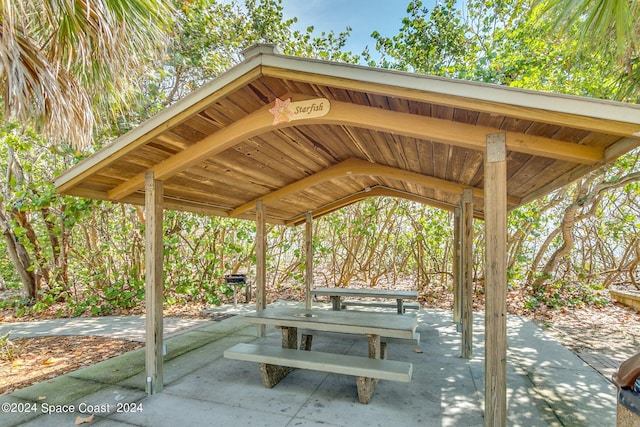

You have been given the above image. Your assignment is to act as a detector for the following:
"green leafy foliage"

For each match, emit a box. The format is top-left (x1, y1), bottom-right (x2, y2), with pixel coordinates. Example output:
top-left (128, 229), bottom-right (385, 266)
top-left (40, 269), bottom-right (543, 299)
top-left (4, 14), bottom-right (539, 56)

top-left (0, 333), bottom-right (18, 362)
top-left (370, 0), bottom-right (640, 310)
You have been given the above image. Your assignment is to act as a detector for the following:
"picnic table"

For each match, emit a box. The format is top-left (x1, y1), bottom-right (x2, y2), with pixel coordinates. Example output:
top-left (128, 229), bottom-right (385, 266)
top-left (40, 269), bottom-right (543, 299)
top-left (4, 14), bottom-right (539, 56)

top-left (310, 287), bottom-right (419, 313)
top-left (224, 307), bottom-right (416, 403)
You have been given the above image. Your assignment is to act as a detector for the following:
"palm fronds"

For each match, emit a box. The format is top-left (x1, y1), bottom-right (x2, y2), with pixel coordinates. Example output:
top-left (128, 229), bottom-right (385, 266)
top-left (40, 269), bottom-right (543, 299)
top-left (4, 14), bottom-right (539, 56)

top-left (0, 0), bottom-right (175, 149)
top-left (542, 0), bottom-right (638, 55)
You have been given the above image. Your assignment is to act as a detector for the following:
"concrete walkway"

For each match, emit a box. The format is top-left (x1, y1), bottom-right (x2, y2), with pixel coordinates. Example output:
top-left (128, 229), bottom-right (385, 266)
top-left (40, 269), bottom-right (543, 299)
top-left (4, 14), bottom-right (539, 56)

top-left (0, 315), bottom-right (210, 341)
top-left (0, 302), bottom-right (617, 426)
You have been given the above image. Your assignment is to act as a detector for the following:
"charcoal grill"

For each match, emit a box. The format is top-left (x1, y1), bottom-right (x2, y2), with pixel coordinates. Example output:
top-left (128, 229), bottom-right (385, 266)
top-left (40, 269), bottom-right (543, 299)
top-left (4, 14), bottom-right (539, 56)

top-left (224, 274), bottom-right (251, 306)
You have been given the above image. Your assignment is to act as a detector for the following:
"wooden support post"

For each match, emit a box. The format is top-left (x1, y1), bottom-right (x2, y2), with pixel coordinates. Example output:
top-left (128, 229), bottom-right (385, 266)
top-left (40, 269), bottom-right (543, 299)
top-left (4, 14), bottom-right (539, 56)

top-left (144, 172), bottom-right (163, 395)
top-left (484, 133), bottom-right (507, 427)
top-left (256, 200), bottom-right (267, 337)
top-left (417, 234), bottom-right (423, 290)
top-left (461, 189), bottom-right (474, 359)
top-left (305, 212), bottom-right (313, 310)
top-left (453, 207), bottom-right (461, 324)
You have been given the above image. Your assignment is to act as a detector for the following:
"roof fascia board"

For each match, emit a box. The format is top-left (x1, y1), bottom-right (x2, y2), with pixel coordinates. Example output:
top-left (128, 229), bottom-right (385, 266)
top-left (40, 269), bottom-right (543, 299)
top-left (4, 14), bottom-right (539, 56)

top-left (260, 54), bottom-right (640, 132)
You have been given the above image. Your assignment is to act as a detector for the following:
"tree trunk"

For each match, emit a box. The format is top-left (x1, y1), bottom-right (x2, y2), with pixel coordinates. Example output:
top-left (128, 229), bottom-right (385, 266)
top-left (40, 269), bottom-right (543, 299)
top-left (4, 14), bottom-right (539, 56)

top-left (530, 170), bottom-right (640, 292)
top-left (0, 210), bottom-right (37, 300)
top-left (531, 202), bottom-right (580, 291)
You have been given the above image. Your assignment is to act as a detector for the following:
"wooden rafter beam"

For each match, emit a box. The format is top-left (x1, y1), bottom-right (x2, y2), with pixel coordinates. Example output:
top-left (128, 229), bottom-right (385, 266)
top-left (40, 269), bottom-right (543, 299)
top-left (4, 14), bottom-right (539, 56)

top-left (285, 186), bottom-right (485, 226)
top-left (107, 102), bottom-right (278, 201)
top-left (323, 100), bottom-right (603, 164)
top-left (56, 67), bottom-right (264, 194)
top-left (230, 158), bottom-right (520, 217)
top-left (107, 95), bottom-right (602, 202)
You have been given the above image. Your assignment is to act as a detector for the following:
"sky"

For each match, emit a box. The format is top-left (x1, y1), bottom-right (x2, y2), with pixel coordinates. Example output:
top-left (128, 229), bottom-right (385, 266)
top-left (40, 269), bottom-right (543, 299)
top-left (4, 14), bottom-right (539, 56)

top-left (279, 0), bottom-right (436, 57)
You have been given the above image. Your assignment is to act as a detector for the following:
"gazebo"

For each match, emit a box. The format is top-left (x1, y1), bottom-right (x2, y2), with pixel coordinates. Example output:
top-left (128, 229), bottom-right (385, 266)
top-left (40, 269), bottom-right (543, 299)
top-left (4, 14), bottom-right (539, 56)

top-left (54, 44), bottom-right (640, 426)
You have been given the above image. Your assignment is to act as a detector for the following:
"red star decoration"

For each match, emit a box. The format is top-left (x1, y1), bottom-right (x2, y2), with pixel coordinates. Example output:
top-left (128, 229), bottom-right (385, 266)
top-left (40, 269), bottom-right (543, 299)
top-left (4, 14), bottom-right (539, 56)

top-left (269, 98), bottom-right (293, 125)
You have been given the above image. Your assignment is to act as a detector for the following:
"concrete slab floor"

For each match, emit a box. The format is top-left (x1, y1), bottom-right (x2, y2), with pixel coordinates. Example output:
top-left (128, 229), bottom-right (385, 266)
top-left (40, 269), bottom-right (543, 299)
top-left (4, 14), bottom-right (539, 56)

top-left (0, 302), bottom-right (617, 427)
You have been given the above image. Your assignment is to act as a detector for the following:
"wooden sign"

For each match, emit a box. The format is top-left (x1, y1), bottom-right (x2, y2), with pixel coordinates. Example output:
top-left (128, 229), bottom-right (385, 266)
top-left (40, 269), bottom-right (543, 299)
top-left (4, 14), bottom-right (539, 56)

top-left (269, 97), bottom-right (330, 125)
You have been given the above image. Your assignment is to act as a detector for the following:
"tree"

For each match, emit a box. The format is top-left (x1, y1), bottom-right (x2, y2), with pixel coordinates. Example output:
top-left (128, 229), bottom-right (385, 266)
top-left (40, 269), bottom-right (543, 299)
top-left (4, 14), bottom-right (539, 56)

top-left (0, 0), bottom-right (174, 301)
top-left (370, 0), bottom-right (640, 309)
top-left (370, 0), bottom-right (468, 74)
top-left (0, 0), bottom-right (175, 149)
top-left (140, 0), bottom-right (359, 114)
top-left (541, 0), bottom-right (638, 53)
top-left (0, 0), bottom-right (362, 311)
top-left (537, 0), bottom-right (640, 101)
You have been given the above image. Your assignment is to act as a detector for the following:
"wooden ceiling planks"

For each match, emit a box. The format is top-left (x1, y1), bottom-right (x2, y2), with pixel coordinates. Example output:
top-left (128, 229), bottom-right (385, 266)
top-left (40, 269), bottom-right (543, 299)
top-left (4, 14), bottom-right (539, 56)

top-left (53, 48), bottom-right (640, 224)
top-left (178, 161), bottom-right (270, 196)
top-left (431, 141), bottom-right (450, 181)
top-left (275, 127), bottom-right (336, 168)
top-left (400, 137), bottom-right (424, 174)
top-left (364, 128), bottom-right (399, 168)
top-left (501, 116), bottom-right (534, 134)
top-left (242, 78), bottom-right (281, 106)
top-left (453, 107), bottom-right (481, 126)
top-left (553, 126), bottom-right (592, 144)
top-left (163, 178), bottom-right (243, 209)
top-left (526, 121), bottom-right (563, 139)
top-left (476, 111), bottom-right (506, 129)
top-left (166, 120), bottom-right (208, 144)
top-left (507, 156), bottom-right (561, 197)
top-left (456, 148), bottom-right (484, 188)
top-left (338, 126), bottom-right (377, 163)
top-left (446, 145), bottom-right (471, 184)
top-left (151, 133), bottom-right (194, 153)
top-left (308, 125), bottom-right (362, 161)
top-left (239, 135), bottom-right (314, 183)
top-left (432, 103), bottom-right (455, 121)
top-left (264, 131), bottom-right (330, 175)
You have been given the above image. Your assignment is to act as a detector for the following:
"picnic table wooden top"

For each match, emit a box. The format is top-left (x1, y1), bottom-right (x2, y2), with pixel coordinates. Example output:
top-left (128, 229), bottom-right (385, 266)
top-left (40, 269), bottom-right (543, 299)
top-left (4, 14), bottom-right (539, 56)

top-left (243, 307), bottom-right (417, 339)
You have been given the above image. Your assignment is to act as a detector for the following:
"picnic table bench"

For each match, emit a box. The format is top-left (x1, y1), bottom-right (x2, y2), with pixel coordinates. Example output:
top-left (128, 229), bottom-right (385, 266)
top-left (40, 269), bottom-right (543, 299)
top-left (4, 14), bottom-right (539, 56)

top-left (310, 287), bottom-right (419, 314)
top-left (223, 307), bottom-right (416, 403)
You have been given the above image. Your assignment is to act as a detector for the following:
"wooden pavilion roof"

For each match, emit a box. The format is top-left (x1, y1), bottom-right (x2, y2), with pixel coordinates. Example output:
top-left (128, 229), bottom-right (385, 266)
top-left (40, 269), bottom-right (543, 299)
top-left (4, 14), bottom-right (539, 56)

top-left (55, 44), bottom-right (640, 224)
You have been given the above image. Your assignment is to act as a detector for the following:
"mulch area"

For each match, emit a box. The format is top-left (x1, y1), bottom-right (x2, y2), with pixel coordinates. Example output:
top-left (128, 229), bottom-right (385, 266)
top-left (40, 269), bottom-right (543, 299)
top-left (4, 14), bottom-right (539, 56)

top-left (0, 336), bottom-right (143, 395)
top-left (0, 300), bottom-right (212, 395)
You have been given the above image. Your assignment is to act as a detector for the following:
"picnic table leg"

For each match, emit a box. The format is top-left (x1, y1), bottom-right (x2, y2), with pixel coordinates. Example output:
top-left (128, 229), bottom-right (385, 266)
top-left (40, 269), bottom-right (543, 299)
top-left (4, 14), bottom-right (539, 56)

top-left (357, 334), bottom-right (385, 404)
top-left (259, 326), bottom-right (297, 388)
top-left (396, 298), bottom-right (404, 314)
top-left (330, 295), bottom-right (341, 311)
top-left (281, 326), bottom-right (297, 349)
top-left (300, 333), bottom-right (313, 351)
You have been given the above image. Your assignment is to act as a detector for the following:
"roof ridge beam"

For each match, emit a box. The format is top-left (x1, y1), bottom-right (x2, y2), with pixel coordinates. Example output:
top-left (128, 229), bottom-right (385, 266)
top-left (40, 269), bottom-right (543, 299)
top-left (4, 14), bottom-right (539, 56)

top-left (284, 185), bottom-right (485, 226)
top-left (228, 158), bottom-right (520, 217)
